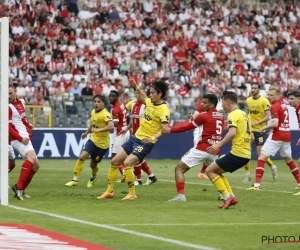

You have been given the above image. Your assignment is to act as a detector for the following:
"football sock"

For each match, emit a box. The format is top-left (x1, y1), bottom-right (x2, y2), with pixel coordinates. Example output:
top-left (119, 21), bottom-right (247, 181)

top-left (134, 164), bottom-right (142, 180)
top-left (23, 166), bottom-right (37, 190)
top-left (8, 161), bottom-right (15, 174)
top-left (124, 167), bottom-right (135, 195)
top-left (266, 158), bottom-right (274, 168)
top-left (221, 176), bottom-right (233, 196)
top-left (107, 166), bottom-right (119, 193)
top-left (176, 182), bottom-right (185, 195)
top-left (245, 161), bottom-right (250, 174)
top-left (73, 160), bottom-right (84, 180)
top-left (254, 160), bottom-right (265, 187)
top-left (287, 161), bottom-right (300, 184)
top-left (212, 175), bottom-right (230, 199)
top-left (200, 163), bottom-right (208, 174)
top-left (16, 160), bottom-right (33, 190)
top-left (91, 164), bottom-right (99, 179)
top-left (119, 163), bottom-right (124, 175)
top-left (141, 161), bottom-right (154, 177)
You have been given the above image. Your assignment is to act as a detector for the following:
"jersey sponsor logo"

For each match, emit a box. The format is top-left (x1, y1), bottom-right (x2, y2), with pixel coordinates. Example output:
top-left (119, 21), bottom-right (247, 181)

top-left (249, 110), bottom-right (259, 115)
top-left (143, 113), bottom-right (152, 121)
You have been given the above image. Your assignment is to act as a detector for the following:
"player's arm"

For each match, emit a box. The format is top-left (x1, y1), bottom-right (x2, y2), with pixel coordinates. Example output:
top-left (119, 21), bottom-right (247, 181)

top-left (259, 106), bottom-right (278, 132)
top-left (8, 107), bottom-right (29, 144)
top-left (130, 77), bottom-right (147, 103)
top-left (252, 100), bottom-right (271, 127)
top-left (82, 123), bottom-right (93, 139)
top-left (162, 116), bottom-right (203, 134)
top-left (112, 107), bottom-right (119, 127)
top-left (92, 120), bottom-right (114, 132)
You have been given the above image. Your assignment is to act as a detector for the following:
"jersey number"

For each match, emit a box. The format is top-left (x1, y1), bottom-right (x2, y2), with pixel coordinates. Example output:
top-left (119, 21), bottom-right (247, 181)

top-left (216, 120), bottom-right (222, 135)
top-left (284, 110), bottom-right (289, 123)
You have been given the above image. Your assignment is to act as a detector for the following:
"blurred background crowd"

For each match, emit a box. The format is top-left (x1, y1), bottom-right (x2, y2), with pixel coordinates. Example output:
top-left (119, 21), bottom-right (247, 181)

top-left (2, 0), bottom-right (300, 127)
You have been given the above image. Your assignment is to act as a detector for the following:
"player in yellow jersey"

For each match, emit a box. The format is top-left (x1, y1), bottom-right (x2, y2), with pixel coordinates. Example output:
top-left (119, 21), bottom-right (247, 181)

top-left (206, 91), bottom-right (252, 209)
top-left (244, 82), bottom-right (277, 182)
top-left (98, 78), bottom-right (170, 200)
top-left (65, 95), bottom-right (114, 187)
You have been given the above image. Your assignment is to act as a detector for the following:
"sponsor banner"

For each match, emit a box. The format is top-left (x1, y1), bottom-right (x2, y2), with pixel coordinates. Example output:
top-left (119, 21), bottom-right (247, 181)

top-left (0, 224), bottom-right (112, 250)
top-left (18, 129), bottom-right (300, 160)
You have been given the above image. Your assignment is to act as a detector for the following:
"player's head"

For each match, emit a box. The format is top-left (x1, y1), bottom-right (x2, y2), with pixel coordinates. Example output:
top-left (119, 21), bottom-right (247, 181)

top-left (221, 91), bottom-right (238, 113)
top-left (9, 84), bottom-right (17, 104)
top-left (202, 94), bottom-right (218, 111)
top-left (134, 89), bottom-right (144, 103)
top-left (251, 82), bottom-right (260, 97)
top-left (93, 95), bottom-right (105, 112)
top-left (287, 91), bottom-right (300, 108)
top-left (267, 88), bottom-right (280, 104)
top-left (109, 90), bottom-right (119, 105)
top-left (150, 80), bottom-right (169, 104)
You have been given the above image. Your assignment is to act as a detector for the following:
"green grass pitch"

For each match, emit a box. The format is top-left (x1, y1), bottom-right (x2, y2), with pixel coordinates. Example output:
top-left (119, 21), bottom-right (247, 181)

top-left (1, 159), bottom-right (300, 250)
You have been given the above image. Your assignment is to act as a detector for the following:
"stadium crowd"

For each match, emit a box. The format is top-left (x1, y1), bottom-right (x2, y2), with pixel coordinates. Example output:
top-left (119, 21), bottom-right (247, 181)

top-left (2, 0), bottom-right (300, 120)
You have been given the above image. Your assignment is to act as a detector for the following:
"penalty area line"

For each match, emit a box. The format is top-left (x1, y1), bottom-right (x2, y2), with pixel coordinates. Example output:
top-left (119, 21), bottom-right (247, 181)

top-left (114, 222), bottom-right (300, 226)
top-left (8, 205), bottom-right (220, 250)
top-left (160, 179), bottom-right (294, 194)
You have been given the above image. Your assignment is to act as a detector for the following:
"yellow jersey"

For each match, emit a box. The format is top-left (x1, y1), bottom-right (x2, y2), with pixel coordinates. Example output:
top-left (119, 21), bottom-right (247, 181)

top-left (135, 98), bottom-right (170, 143)
top-left (90, 108), bottom-right (112, 149)
top-left (246, 96), bottom-right (270, 132)
top-left (227, 109), bottom-right (252, 159)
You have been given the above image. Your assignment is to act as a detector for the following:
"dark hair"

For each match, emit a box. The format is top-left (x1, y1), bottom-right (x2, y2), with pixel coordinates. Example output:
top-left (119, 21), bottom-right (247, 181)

top-left (222, 90), bottom-right (238, 104)
top-left (151, 80), bottom-right (169, 98)
top-left (287, 91), bottom-right (300, 98)
top-left (9, 84), bottom-right (15, 89)
top-left (109, 90), bottom-right (119, 97)
top-left (203, 94), bottom-right (218, 107)
top-left (251, 82), bottom-right (260, 89)
top-left (93, 94), bottom-right (105, 103)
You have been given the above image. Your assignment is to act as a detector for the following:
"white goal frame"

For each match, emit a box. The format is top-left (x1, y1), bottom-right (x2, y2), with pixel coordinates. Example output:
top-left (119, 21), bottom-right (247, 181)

top-left (0, 17), bottom-right (9, 206)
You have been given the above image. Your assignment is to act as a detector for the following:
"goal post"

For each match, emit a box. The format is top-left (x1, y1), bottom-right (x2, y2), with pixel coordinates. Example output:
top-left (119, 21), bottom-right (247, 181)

top-left (0, 17), bottom-right (10, 206)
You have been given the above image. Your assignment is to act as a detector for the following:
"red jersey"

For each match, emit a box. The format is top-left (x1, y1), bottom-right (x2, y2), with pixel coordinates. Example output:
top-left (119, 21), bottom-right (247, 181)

top-left (126, 100), bottom-right (146, 134)
top-left (296, 103), bottom-right (300, 127)
top-left (9, 98), bottom-right (32, 142)
top-left (171, 109), bottom-right (224, 154)
top-left (111, 101), bottom-right (128, 134)
top-left (270, 100), bottom-right (291, 142)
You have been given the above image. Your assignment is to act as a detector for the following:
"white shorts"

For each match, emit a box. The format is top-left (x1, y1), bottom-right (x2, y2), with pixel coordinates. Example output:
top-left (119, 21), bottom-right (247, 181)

top-left (181, 147), bottom-right (218, 168)
top-left (111, 131), bottom-right (130, 154)
top-left (261, 138), bottom-right (292, 158)
top-left (193, 127), bottom-right (201, 147)
top-left (11, 140), bottom-right (35, 158)
top-left (8, 145), bottom-right (15, 160)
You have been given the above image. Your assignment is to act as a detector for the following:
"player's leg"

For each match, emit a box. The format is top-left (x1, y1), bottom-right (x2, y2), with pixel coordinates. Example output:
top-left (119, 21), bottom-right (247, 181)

top-left (142, 160), bottom-right (157, 185)
top-left (294, 157), bottom-right (300, 195)
top-left (134, 163), bottom-right (143, 185)
top-left (198, 163), bottom-right (208, 179)
top-left (98, 136), bottom-right (133, 199)
top-left (244, 133), bottom-right (255, 182)
top-left (87, 147), bottom-right (108, 188)
top-left (8, 145), bottom-right (16, 174)
top-left (65, 139), bottom-right (92, 186)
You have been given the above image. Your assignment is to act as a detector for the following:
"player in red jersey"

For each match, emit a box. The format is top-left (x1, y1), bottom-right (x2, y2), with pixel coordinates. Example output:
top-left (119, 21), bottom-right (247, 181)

top-left (162, 94), bottom-right (224, 201)
top-left (119, 90), bottom-right (157, 185)
top-left (109, 90), bottom-right (130, 175)
top-left (8, 142), bottom-right (16, 173)
top-left (248, 89), bottom-right (300, 190)
top-left (287, 91), bottom-right (300, 195)
top-left (9, 84), bottom-right (39, 200)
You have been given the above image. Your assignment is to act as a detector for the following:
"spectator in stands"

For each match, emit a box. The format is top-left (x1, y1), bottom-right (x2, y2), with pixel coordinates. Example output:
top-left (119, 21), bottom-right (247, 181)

top-left (81, 83), bottom-right (93, 99)
top-left (25, 81), bottom-right (35, 104)
top-left (71, 82), bottom-right (82, 97)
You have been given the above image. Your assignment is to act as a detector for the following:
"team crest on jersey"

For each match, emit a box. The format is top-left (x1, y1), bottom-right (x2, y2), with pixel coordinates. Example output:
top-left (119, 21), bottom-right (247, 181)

top-left (267, 104), bottom-right (270, 109)
top-left (228, 120), bottom-right (232, 125)
top-left (272, 112), bottom-right (277, 117)
top-left (107, 116), bottom-right (111, 120)
top-left (165, 115), bottom-right (169, 121)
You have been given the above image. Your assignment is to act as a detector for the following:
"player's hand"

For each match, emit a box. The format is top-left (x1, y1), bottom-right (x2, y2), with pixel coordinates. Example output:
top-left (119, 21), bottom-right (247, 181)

top-left (29, 123), bottom-right (34, 130)
top-left (259, 127), bottom-right (265, 133)
top-left (141, 137), bottom-right (153, 144)
top-left (188, 112), bottom-right (194, 121)
top-left (251, 122), bottom-right (257, 128)
top-left (162, 126), bottom-right (171, 134)
top-left (297, 138), bottom-right (300, 146)
top-left (82, 132), bottom-right (88, 139)
top-left (206, 144), bottom-right (220, 154)
top-left (21, 137), bottom-right (30, 145)
top-left (129, 77), bottom-right (138, 88)
top-left (91, 127), bottom-right (100, 133)
top-left (117, 126), bottom-right (128, 136)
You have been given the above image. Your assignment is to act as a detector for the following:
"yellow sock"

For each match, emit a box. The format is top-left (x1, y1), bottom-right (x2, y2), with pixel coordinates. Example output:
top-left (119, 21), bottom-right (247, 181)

top-left (212, 175), bottom-right (229, 198)
top-left (107, 166), bottom-right (119, 193)
top-left (221, 176), bottom-right (233, 195)
top-left (73, 160), bottom-right (84, 179)
top-left (124, 167), bottom-right (135, 195)
top-left (91, 164), bottom-right (99, 177)
top-left (245, 161), bottom-right (250, 174)
top-left (266, 158), bottom-right (274, 168)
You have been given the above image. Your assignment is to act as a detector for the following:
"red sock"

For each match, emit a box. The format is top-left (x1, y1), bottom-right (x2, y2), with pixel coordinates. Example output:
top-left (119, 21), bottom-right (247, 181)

top-left (16, 160), bottom-right (33, 190)
top-left (8, 162), bottom-right (14, 173)
top-left (176, 182), bottom-right (185, 195)
top-left (287, 161), bottom-right (300, 184)
top-left (134, 164), bottom-right (142, 180)
top-left (255, 160), bottom-right (265, 185)
top-left (23, 167), bottom-right (37, 190)
top-left (119, 163), bottom-right (124, 175)
top-left (200, 163), bottom-right (208, 174)
top-left (141, 161), bottom-right (152, 176)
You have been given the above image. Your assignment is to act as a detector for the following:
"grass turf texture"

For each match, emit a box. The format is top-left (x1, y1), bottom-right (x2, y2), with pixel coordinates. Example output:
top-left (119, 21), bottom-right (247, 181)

top-left (1, 159), bottom-right (300, 250)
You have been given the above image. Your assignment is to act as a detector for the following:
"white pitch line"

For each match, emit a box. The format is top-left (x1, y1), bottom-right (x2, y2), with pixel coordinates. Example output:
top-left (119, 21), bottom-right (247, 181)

top-left (8, 205), bottom-right (220, 250)
top-left (159, 179), bottom-right (294, 194)
top-left (114, 222), bottom-right (300, 226)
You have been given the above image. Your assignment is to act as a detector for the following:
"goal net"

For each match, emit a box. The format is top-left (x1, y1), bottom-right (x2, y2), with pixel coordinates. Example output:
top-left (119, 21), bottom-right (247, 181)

top-left (0, 17), bottom-right (9, 206)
